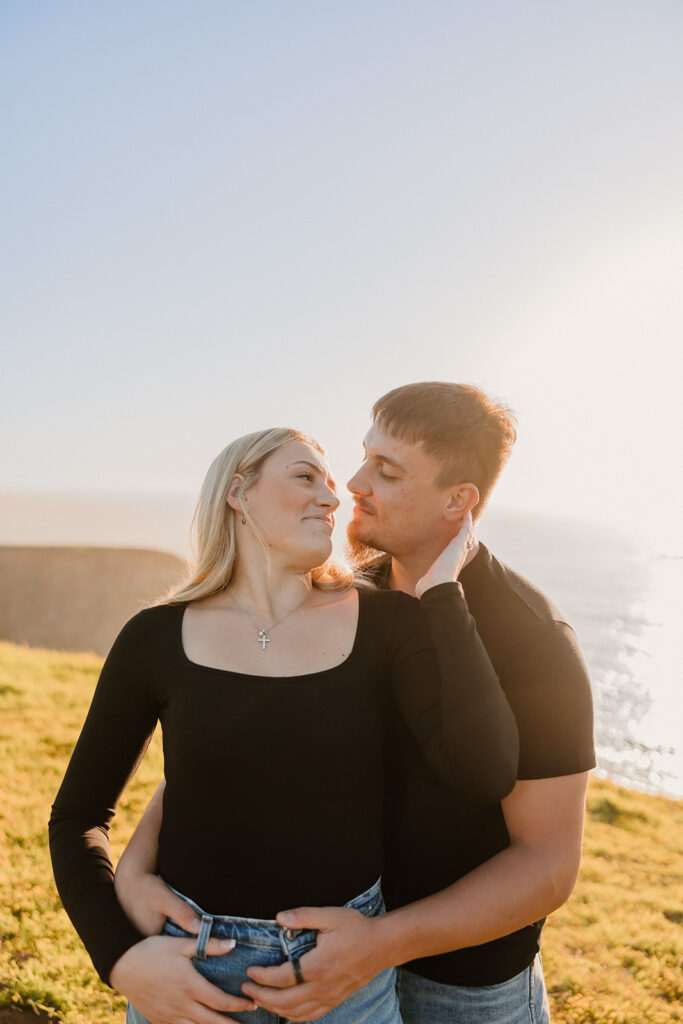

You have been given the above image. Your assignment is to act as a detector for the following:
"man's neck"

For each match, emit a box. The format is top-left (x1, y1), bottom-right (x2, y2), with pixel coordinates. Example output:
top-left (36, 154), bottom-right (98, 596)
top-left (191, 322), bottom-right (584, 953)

top-left (387, 541), bottom-right (480, 596)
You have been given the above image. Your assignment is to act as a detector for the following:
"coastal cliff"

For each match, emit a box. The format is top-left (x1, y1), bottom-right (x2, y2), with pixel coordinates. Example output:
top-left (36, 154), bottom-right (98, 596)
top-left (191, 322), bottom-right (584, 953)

top-left (0, 546), bottom-right (186, 656)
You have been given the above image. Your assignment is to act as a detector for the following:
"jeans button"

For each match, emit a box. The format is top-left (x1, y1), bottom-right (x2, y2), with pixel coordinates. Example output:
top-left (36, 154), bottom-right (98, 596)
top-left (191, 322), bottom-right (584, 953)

top-left (284, 928), bottom-right (300, 940)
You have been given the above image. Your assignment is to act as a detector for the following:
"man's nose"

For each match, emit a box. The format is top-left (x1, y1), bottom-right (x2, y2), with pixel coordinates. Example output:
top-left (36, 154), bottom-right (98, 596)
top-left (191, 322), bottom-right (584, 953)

top-left (347, 467), bottom-right (371, 494)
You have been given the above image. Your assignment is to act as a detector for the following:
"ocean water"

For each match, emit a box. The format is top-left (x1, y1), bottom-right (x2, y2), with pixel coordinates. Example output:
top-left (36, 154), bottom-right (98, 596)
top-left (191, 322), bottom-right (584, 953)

top-left (1, 492), bottom-right (681, 798)
top-left (480, 509), bottom-right (682, 799)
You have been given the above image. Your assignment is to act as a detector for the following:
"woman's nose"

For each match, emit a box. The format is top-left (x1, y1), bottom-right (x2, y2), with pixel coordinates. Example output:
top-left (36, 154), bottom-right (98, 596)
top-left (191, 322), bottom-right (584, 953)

top-left (321, 487), bottom-right (340, 510)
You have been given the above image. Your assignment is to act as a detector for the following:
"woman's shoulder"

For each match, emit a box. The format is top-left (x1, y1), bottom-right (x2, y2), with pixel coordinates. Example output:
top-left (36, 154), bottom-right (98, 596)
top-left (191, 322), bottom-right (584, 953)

top-left (112, 600), bottom-right (182, 648)
top-left (355, 583), bottom-right (418, 622)
top-left (352, 587), bottom-right (427, 661)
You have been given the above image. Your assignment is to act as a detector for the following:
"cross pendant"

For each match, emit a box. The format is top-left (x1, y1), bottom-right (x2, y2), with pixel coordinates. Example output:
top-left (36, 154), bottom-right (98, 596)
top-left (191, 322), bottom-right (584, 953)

top-left (258, 629), bottom-right (271, 651)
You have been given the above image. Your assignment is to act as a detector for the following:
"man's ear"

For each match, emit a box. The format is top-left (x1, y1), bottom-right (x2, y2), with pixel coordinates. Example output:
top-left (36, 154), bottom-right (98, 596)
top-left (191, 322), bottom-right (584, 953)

top-left (443, 483), bottom-right (480, 520)
top-left (226, 473), bottom-right (246, 515)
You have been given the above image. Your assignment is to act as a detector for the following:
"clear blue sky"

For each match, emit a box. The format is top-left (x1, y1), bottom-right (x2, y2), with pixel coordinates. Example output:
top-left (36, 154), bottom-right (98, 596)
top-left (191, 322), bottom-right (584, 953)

top-left (2, 1), bottom-right (682, 547)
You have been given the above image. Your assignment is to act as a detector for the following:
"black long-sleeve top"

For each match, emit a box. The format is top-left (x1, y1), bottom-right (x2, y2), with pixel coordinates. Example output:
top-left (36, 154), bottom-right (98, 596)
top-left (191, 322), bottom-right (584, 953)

top-left (49, 583), bottom-right (518, 984)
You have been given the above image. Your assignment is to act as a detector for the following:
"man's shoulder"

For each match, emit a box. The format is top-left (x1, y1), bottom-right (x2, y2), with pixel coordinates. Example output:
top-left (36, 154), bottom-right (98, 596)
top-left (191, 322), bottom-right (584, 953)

top-left (471, 545), bottom-right (570, 630)
top-left (470, 546), bottom-right (595, 777)
top-left (492, 557), bottom-right (567, 625)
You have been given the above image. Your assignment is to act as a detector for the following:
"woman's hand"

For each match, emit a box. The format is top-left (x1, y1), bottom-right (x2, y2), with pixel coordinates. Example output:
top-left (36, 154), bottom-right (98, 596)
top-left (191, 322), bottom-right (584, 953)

top-left (114, 867), bottom-right (201, 936)
top-left (110, 936), bottom-right (256, 1024)
top-left (415, 511), bottom-right (476, 598)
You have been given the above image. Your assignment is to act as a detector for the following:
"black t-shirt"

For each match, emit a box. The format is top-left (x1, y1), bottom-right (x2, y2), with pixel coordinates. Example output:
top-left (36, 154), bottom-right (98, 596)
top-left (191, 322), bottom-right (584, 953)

top-left (49, 583), bottom-right (518, 984)
top-left (378, 544), bottom-right (596, 986)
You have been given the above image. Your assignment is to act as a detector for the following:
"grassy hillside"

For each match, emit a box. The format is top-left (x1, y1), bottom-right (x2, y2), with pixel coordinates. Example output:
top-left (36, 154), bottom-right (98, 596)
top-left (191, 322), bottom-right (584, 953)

top-left (1, 640), bottom-right (681, 1023)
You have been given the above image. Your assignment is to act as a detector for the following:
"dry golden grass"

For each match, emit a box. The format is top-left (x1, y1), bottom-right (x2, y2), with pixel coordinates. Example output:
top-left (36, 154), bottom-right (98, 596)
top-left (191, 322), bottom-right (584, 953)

top-left (1, 640), bottom-right (681, 1022)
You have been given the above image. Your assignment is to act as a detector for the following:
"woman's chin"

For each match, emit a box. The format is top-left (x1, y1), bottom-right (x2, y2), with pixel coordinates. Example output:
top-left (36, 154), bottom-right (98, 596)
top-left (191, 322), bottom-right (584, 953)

top-left (289, 540), bottom-right (334, 574)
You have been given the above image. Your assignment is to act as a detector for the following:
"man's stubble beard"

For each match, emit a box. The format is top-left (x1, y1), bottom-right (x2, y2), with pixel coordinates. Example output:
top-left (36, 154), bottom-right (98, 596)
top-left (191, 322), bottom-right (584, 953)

top-left (345, 521), bottom-right (387, 568)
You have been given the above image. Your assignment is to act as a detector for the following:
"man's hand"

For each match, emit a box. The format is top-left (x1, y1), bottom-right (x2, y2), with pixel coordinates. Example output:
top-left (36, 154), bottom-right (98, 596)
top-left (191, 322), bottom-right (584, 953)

top-left (114, 868), bottom-right (201, 937)
top-left (110, 935), bottom-right (256, 1024)
top-left (241, 906), bottom-right (386, 1023)
top-left (415, 511), bottom-right (476, 597)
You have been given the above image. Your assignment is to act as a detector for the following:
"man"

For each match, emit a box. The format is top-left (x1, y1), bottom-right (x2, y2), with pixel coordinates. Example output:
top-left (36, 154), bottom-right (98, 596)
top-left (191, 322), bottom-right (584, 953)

top-left (115, 382), bottom-right (594, 1023)
top-left (239, 382), bottom-right (595, 1023)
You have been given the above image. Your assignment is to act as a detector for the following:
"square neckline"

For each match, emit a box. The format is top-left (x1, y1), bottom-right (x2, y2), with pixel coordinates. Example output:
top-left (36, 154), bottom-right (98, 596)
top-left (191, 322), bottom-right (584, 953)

top-left (175, 586), bottom-right (366, 679)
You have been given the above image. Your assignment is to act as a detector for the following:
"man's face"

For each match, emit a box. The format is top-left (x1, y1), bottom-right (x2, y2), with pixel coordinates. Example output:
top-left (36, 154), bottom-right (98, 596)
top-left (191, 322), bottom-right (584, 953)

top-left (346, 423), bottom-right (454, 560)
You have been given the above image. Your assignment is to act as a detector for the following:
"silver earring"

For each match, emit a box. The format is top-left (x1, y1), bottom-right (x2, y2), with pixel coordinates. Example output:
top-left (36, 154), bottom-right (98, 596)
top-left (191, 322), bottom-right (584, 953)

top-left (241, 514), bottom-right (246, 525)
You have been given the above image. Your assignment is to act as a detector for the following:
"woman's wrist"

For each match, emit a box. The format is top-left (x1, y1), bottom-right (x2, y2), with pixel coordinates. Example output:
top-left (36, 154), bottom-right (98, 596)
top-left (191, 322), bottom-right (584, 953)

top-left (109, 938), bottom-right (145, 991)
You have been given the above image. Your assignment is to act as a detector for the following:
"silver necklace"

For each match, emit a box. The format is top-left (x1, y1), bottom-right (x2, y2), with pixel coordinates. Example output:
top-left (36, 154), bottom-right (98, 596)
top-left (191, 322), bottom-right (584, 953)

top-left (227, 591), bottom-right (309, 651)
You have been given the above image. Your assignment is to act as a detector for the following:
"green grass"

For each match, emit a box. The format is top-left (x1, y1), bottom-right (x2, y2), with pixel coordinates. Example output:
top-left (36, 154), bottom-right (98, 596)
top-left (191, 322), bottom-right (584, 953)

top-left (542, 777), bottom-right (683, 1023)
top-left (0, 641), bottom-right (163, 1022)
top-left (1, 639), bottom-right (681, 1022)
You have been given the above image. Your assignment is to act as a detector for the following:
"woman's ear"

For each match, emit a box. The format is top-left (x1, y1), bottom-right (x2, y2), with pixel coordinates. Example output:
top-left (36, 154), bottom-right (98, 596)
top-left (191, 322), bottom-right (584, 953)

top-left (443, 483), bottom-right (479, 520)
top-left (226, 473), bottom-right (246, 515)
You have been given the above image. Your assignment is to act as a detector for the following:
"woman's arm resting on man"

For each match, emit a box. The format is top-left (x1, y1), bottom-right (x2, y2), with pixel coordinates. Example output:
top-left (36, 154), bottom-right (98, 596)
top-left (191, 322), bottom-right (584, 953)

top-left (241, 772), bottom-right (590, 1022)
top-left (390, 519), bottom-right (519, 805)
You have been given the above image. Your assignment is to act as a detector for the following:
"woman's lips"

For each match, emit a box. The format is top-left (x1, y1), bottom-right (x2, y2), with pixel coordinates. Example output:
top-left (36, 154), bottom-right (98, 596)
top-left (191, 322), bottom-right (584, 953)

top-left (305, 515), bottom-right (334, 527)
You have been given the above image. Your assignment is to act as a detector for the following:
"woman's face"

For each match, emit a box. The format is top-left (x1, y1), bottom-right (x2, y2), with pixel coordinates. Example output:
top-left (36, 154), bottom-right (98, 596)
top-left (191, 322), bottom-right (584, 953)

top-left (242, 440), bottom-right (340, 571)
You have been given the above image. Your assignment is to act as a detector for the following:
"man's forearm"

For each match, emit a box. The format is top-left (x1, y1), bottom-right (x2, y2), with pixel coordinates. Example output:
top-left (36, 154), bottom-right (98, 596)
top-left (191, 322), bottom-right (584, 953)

top-left (373, 841), bottom-right (572, 969)
top-left (372, 773), bottom-right (589, 968)
top-left (242, 777), bottom-right (588, 1018)
top-left (242, 834), bottom-right (581, 1018)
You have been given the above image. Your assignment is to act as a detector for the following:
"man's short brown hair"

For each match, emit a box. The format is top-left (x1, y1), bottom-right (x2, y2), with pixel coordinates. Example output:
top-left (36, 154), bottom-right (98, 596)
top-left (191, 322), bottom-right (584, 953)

top-left (372, 381), bottom-right (517, 517)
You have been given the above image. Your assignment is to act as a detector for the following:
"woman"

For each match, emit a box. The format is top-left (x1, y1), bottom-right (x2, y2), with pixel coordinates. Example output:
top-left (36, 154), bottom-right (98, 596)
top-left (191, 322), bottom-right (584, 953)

top-left (49, 428), bottom-right (517, 1024)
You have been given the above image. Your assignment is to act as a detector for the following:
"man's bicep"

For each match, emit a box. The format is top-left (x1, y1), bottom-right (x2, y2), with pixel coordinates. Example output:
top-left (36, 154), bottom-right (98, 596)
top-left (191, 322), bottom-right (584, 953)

top-left (502, 772), bottom-right (590, 898)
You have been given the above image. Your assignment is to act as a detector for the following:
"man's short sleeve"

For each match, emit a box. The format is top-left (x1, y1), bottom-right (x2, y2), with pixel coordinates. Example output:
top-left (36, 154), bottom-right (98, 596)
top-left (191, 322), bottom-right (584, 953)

top-left (510, 621), bottom-right (595, 779)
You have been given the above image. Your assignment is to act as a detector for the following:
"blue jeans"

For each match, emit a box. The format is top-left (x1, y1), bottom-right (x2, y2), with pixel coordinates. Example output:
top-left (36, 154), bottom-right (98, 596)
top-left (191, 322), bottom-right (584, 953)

top-left (396, 954), bottom-right (550, 1024)
top-left (127, 877), bottom-right (401, 1024)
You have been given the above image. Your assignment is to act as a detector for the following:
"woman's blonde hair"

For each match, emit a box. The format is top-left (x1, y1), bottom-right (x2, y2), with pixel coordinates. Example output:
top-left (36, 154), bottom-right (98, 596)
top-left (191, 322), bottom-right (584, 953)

top-left (162, 427), bottom-right (352, 604)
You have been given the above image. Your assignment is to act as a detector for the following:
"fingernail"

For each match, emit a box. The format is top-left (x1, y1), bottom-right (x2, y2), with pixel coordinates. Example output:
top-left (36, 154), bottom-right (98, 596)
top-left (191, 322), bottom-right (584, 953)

top-left (278, 911), bottom-right (294, 924)
top-left (191, 916), bottom-right (201, 929)
top-left (220, 938), bottom-right (236, 950)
